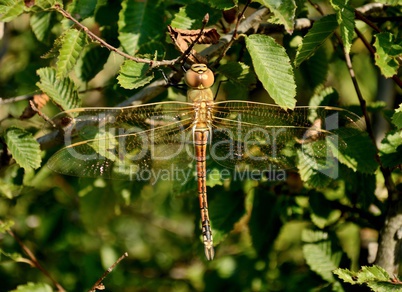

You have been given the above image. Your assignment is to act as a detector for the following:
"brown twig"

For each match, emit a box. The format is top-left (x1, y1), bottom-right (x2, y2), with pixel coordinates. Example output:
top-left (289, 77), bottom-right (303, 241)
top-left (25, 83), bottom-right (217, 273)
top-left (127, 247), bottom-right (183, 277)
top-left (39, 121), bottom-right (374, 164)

top-left (177, 13), bottom-right (210, 64)
top-left (0, 94), bottom-right (34, 104)
top-left (3, 222), bottom-right (66, 291)
top-left (88, 252), bottom-right (128, 292)
top-left (53, 4), bottom-right (179, 69)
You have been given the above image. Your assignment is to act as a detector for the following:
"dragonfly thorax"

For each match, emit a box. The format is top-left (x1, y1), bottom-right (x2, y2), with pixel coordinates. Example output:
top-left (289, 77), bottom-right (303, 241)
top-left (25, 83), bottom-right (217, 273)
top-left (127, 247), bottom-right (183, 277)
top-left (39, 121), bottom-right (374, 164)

top-left (185, 64), bottom-right (214, 89)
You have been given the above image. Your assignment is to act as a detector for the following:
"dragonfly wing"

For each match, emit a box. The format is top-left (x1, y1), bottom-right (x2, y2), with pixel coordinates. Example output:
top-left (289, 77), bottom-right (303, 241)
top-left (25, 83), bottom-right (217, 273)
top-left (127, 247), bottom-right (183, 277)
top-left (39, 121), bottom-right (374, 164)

top-left (211, 101), bottom-right (365, 170)
top-left (47, 102), bottom-right (196, 180)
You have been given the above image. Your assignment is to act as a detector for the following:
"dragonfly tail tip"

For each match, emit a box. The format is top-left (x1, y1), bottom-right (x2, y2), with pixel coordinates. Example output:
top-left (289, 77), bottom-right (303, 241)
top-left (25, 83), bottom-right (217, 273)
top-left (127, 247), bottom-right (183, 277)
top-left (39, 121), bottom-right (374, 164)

top-left (204, 245), bottom-right (215, 260)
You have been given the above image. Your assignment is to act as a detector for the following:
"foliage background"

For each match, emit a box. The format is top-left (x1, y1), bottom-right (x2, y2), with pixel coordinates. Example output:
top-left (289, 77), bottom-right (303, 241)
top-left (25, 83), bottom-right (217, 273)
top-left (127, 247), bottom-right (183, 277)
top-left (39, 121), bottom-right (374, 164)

top-left (0, 0), bottom-right (401, 291)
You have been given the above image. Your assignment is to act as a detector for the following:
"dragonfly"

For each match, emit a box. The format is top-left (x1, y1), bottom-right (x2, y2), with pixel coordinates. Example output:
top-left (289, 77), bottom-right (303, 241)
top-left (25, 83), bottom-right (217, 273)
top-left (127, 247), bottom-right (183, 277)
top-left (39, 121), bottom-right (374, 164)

top-left (47, 63), bottom-right (365, 260)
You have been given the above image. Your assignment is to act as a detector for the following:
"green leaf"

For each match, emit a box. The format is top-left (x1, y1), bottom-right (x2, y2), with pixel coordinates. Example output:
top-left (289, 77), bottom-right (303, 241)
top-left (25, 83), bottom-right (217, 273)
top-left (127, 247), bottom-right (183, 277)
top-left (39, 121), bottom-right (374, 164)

top-left (10, 282), bottom-right (53, 292)
top-left (375, 0), bottom-right (402, 5)
top-left (392, 104), bottom-right (402, 129)
top-left (170, 2), bottom-right (222, 30)
top-left (379, 131), bottom-right (402, 168)
top-left (30, 11), bottom-right (53, 44)
top-left (330, 0), bottom-right (355, 54)
top-left (309, 86), bottom-right (339, 107)
top-left (333, 268), bottom-right (358, 284)
top-left (299, 46), bottom-right (330, 90)
top-left (0, 248), bottom-right (24, 261)
top-left (34, 0), bottom-right (59, 10)
top-left (254, 0), bottom-right (296, 33)
top-left (335, 265), bottom-right (402, 291)
top-left (245, 34), bottom-right (296, 110)
top-left (78, 44), bottom-right (110, 82)
top-left (302, 229), bottom-right (346, 283)
top-left (367, 282), bottom-right (402, 291)
top-left (56, 29), bottom-right (86, 79)
top-left (0, 0), bottom-right (25, 22)
top-left (36, 67), bottom-right (81, 110)
top-left (68, 0), bottom-right (97, 20)
top-left (333, 132), bottom-right (378, 173)
top-left (295, 14), bottom-right (338, 67)
top-left (117, 61), bottom-right (154, 89)
top-left (374, 32), bottom-right (402, 78)
top-left (217, 62), bottom-right (256, 100)
top-left (358, 265), bottom-right (391, 284)
top-left (118, 0), bottom-right (164, 55)
top-left (0, 219), bottom-right (14, 232)
top-left (4, 127), bottom-right (41, 171)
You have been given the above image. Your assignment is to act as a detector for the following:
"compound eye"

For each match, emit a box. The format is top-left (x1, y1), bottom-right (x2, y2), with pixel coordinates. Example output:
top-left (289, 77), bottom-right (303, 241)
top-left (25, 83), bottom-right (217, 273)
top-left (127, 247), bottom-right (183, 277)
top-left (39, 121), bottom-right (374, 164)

top-left (184, 64), bottom-right (215, 89)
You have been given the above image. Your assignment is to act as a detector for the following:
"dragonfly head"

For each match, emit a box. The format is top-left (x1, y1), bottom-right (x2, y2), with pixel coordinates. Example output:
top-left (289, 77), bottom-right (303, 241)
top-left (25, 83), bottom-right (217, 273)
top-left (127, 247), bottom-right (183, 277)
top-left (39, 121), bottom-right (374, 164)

top-left (185, 64), bottom-right (214, 89)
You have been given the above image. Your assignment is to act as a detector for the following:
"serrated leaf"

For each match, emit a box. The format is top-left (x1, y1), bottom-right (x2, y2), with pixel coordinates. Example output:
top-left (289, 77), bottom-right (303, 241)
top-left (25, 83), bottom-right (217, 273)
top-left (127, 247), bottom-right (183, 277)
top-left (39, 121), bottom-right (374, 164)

top-left (309, 86), bottom-right (339, 107)
top-left (299, 46), bottom-right (330, 90)
top-left (330, 0), bottom-right (355, 54)
top-left (358, 266), bottom-right (391, 283)
top-left (392, 104), bottom-right (402, 129)
top-left (10, 282), bottom-right (53, 292)
top-left (295, 14), bottom-right (338, 67)
top-left (36, 67), bottom-right (81, 110)
top-left (30, 11), bottom-right (53, 44)
top-left (117, 61), bottom-right (154, 89)
top-left (170, 2), bottom-right (222, 30)
top-left (56, 29), bottom-right (86, 79)
top-left (68, 0), bottom-right (97, 20)
top-left (245, 34), bottom-right (296, 110)
top-left (4, 127), bottom-right (41, 171)
top-left (302, 229), bottom-right (345, 283)
top-left (78, 44), bottom-right (110, 82)
top-left (333, 268), bottom-right (358, 284)
top-left (254, 0), bottom-right (296, 33)
top-left (367, 282), bottom-right (402, 291)
top-left (217, 62), bottom-right (256, 100)
top-left (34, 0), bottom-right (59, 10)
top-left (0, 219), bottom-right (14, 232)
top-left (374, 32), bottom-right (402, 78)
top-left (335, 265), bottom-right (402, 291)
top-left (379, 131), bottom-right (402, 168)
top-left (118, 0), bottom-right (164, 55)
top-left (0, 0), bottom-right (25, 22)
top-left (332, 132), bottom-right (378, 173)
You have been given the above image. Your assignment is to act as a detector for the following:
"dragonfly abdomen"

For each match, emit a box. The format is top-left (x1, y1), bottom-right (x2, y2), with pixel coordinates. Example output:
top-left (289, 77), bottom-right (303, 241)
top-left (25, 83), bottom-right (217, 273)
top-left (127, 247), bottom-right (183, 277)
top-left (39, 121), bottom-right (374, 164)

top-left (193, 127), bottom-right (215, 260)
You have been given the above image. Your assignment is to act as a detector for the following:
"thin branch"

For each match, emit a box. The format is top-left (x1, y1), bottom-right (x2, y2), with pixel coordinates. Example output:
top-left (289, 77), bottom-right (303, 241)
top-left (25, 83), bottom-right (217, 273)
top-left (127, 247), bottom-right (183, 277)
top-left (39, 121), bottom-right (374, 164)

top-left (0, 95), bottom-right (33, 104)
top-left (177, 13), bottom-right (210, 64)
top-left (355, 9), bottom-right (381, 33)
top-left (53, 4), bottom-right (179, 68)
top-left (3, 223), bottom-right (66, 291)
top-left (88, 252), bottom-right (128, 292)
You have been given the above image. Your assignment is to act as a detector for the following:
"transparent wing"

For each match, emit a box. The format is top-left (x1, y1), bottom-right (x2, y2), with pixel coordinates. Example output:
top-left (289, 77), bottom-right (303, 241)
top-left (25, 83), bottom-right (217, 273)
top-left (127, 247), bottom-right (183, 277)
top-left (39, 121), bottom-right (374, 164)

top-left (47, 102), bottom-right (197, 180)
top-left (210, 101), bottom-right (365, 170)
